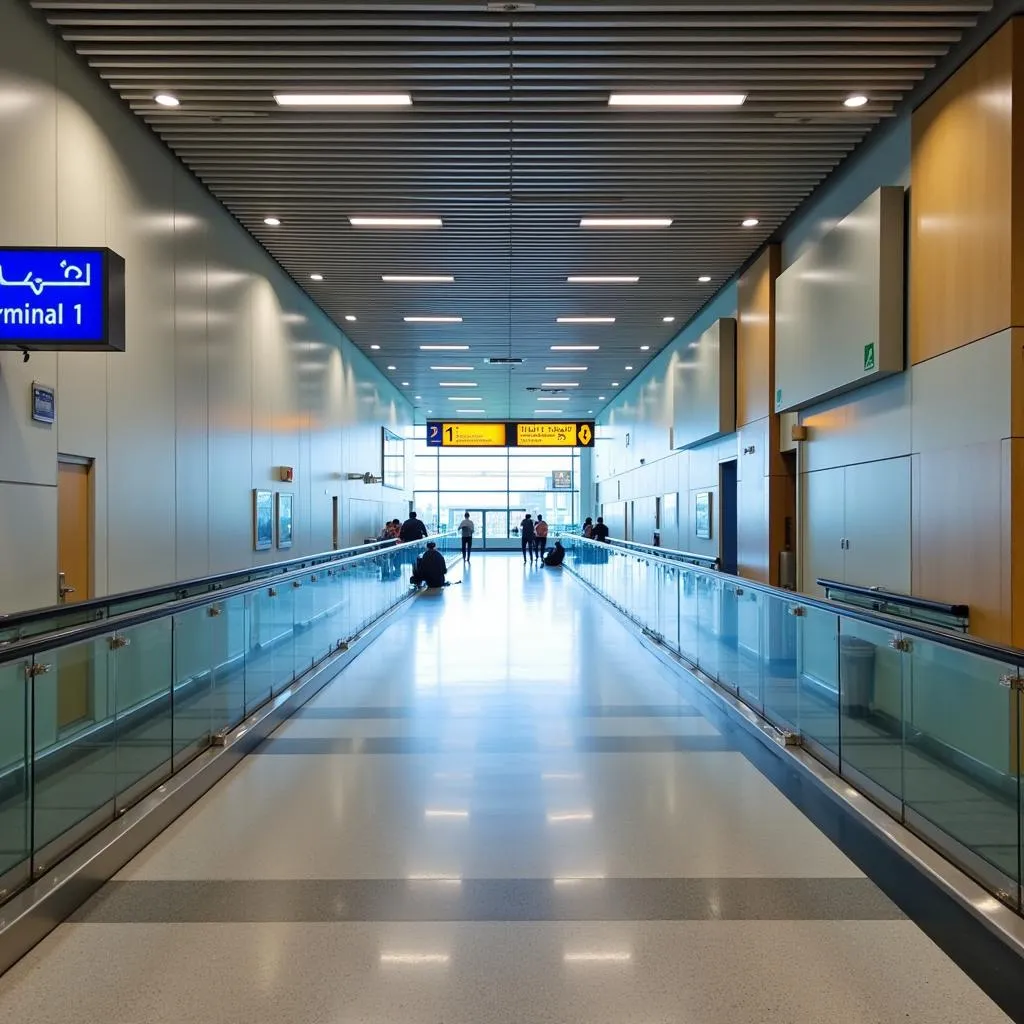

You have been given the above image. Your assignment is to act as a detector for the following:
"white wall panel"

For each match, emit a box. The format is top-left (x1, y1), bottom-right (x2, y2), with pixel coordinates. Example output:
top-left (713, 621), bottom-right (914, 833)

top-left (844, 457), bottom-right (911, 593)
top-left (671, 318), bottom-right (737, 450)
top-left (776, 187), bottom-right (905, 412)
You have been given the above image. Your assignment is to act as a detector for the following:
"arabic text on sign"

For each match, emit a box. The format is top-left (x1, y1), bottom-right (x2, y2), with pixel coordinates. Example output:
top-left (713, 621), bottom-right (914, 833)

top-left (516, 422), bottom-right (579, 447)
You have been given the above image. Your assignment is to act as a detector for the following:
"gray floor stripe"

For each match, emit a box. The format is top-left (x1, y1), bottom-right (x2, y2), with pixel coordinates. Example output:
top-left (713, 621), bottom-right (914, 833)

top-left (72, 877), bottom-right (903, 923)
top-left (253, 735), bottom-right (735, 755)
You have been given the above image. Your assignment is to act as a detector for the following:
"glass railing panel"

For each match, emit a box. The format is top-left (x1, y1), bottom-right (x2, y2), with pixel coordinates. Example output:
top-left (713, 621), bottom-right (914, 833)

top-left (695, 574), bottom-right (723, 683)
top-left (293, 571), bottom-right (332, 678)
top-left (758, 591), bottom-right (801, 731)
top-left (656, 563), bottom-right (680, 652)
top-left (31, 637), bottom-right (116, 865)
top-left (110, 618), bottom-right (174, 808)
top-left (837, 619), bottom-right (904, 809)
top-left (243, 585), bottom-right (295, 710)
top-left (732, 585), bottom-right (764, 710)
top-left (0, 660), bottom-right (30, 891)
top-left (678, 568), bottom-right (700, 662)
top-left (793, 604), bottom-right (840, 761)
top-left (902, 638), bottom-right (1021, 894)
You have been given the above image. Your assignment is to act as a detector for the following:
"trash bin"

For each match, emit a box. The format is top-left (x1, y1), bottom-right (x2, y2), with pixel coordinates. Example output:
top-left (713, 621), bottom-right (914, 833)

top-left (839, 635), bottom-right (876, 718)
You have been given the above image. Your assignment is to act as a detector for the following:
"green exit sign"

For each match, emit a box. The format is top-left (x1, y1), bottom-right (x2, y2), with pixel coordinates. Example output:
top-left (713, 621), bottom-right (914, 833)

top-left (863, 342), bottom-right (876, 372)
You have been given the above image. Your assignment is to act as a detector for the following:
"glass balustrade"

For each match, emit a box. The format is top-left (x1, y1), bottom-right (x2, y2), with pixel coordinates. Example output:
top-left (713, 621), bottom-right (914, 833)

top-left (565, 535), bottom-right (1023, 912)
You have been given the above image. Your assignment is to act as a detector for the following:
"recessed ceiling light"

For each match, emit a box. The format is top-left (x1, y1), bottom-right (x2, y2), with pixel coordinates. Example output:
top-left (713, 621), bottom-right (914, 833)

top-left (263, 217), bottom-right (281, 226)
top-left (386, 365), bottom-right (397, 370)
top-left (556, 316), bottom-right (616, 324)
top-left (587, 409), bottom-right (593, 414)
top-left (611, 382), bottom-right (620, 387)
top-left (844, 94), bottom-right (869, 108)
top-left (536, 397), bottom-right (570, 402)
top-left (742, 217), bottom-right (760, 228)
top-left (275, 93), bottom-right (412, 107)
top-left (448, 396), bottom-right (481, 401)
top-left (698, 275), bottom-right (712, 283)
top-left (429, 365), bottom-right (473, 371)
top-left (545, 365), bottom-right (588, 371)
top-left (420, 344), bottom-right (469, 351)
top-left (382, 274), bottom-right (455, 283)
top-left (370, 344), bottom-right (380, 350)
top-left (405, 316), bottom-right (463, 323)
top-left (609, 92), bottom-right (746, 107)
top-left (580, 218), bottom-right (672, 229)
top-left (624, 365), bottom-right (633, 371)
top-left (598, 395), bottom-right (606, 400)
top-left (640, 345), bottom-right (650, 351)
top-left (310, 273), bottom-right (324, 281)
top-left (350, 216), bottom-right (442, 228)
top-left (663, 316), bottom-right (676, 323)
top-left (567, 275), bottom-right (639, 284)
top-left (542, 382), bottom-right (580, 387)
top-left (415, 395), bottom-right (422, 399)
top-left (401, 382), bottom-right (410, 386)
top-left (550, 345), bottom-right (600, 351)
top-left (439, 382), bottom-right (478, 387)
top-left (345, 315), bottom-right (357, 322)
top-left (154, 93), bottom-right (180, 107)
top-left (456, 409), bottom-right (484, 414)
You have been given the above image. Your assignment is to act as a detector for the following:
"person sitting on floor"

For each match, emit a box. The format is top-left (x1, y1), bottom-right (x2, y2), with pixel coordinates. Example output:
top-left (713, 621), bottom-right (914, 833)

top-left (543, 540), bottom-right (566, 568)
top-left (410, 541), bottom-right (448, 589)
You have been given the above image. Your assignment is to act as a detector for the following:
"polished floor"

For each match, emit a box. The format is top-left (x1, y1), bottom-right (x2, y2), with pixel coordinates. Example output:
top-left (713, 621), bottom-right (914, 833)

top-left (0, 555), bottom-right (1012, 1023)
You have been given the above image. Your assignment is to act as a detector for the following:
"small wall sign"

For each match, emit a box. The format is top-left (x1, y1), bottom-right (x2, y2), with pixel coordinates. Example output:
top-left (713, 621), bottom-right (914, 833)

top-left (31, 382), bottom-right (55, 424)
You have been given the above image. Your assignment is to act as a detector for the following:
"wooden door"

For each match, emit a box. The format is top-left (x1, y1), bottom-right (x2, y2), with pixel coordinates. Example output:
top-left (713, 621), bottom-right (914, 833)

top-left (57, 460), bottom-right (92, 729)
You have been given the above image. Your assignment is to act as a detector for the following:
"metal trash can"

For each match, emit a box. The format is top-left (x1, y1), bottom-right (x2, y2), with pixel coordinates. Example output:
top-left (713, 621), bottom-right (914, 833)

top-left (839, 636), bottom-right (876, 718)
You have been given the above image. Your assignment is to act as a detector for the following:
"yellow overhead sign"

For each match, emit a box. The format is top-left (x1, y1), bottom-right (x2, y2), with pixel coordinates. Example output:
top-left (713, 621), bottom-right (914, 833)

top-left (517, 422), bottom-right (581, 447)
top-left (436, 421), bottom-right (508, 447)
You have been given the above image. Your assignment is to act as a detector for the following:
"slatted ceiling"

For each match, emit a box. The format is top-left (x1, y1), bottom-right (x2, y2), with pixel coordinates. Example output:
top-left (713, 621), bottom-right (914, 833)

top-left (29, 1), bottom-right (990, 420)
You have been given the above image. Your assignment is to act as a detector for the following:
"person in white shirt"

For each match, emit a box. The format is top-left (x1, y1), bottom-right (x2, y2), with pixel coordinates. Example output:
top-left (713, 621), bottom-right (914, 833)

top-left (458, 511), bottom-right (476, 563)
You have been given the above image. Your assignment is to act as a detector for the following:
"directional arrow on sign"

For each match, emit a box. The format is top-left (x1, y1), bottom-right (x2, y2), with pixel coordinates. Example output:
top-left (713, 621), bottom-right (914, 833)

top-left (578, 424), bottom-right (592, 445)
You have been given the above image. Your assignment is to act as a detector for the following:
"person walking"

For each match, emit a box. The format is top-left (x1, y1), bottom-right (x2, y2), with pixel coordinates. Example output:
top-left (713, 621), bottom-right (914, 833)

top-left (399, 511), bottom-right (428, 543)
top-left (519, 513), bottom-right (536, 563)
top-left (534, 515), bottom-right (549, 561)
top-left (458, 511), bottom-right (476, 563)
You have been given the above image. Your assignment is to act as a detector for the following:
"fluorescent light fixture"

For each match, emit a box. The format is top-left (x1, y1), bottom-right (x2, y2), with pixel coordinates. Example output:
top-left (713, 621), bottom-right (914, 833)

top-left (598, 395), bottom-right (606, 400)
top-left (698, 275), bottom-right (712, 282)
top-left (742, 217), bottom-right (760, 228)
top-left (380, 953), bottom-right (450, 965)
top-left (414, 395), bottom-right (422, 399)
top-left (370, 344), bottom-right (380, 350)
top-left (424, 809), bottom-right (470, 818)
top-left (350, 216), bottom-right (442, 228)
top-left (580, 218), bottom-right (672, 229)
top-left (542, 382), bottom-right (579, 388)
top-left (663, 316), bottom-right (676, 323)
top-left (640, 346), bottom-right (650, 351)
top-left (386, 365), bottom-right (397, 370)
top-left (587, 409), bottom-right (594, 414)
top-left (536, 397), bottom-right (570, 403)
top-left (611, 382), bottom-right (620, 387)
top-left (429, 365), bottom-right (473, 371)
top-left (567, 275), bottom-right (639, 284)
top-left (609, 92), bottom-right (746, 107)
top-left (556, 316), bottom-right (616, 324)
top-left (401, 382), bottom-right (410, 386)
top-left (154, 93), bottom-right (180, 107)
top-left (563, 952), bottom-right (632, 963)
top-left (276, 93), bottom-right (411, 107)
top-left (404, 316), bottom-right (463, 323)
top-left (455, 409), bottom-right (485, 414)
top-left (438, 382), bottom-right (477, 388)
top-left (345, 315), bottom-right (357, 322)
top-left (624, 365), bottom-right (633, 370)
top-left (844, 94), bottom-right (869, 108)
top-left (550, 345), bottom-right (599, 351)
top-left (547, 811), bottom-right (593, 821)
top-left (309, 273), bottom-right (324, 281)
top-left (420, 344), bottom-right (469, 351)
top-left (263, 217), bottom-right (281, 226)
top-left (448, 397), bottom-right (481, 402)
top-left (545, 366), bottom-right (588, 371)
top-left (383, 274), bottom-right (454, 283)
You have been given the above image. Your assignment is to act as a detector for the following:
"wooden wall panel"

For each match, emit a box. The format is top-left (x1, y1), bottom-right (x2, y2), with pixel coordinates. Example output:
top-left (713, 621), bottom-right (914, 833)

top-left (910, 21), bottom-right (1019, 364)
top-left (737, 245), bottom-right (780, 426)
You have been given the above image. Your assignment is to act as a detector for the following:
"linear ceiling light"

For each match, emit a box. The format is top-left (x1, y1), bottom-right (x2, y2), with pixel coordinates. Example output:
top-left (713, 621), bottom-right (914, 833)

top-left (429, 365), bottom-right (473, 371)
top-left (609, 92), bottom-right (746, 107)
top-left (556, 317), bottom-right (615, 324)
top-left (154, 93), bottom-right (180, 107)
top-left (350, 217), bottom-right (442, 228)
top-left (663, 316), bottom-right (676, 323)
top-left (580, 218), bottom-right (672, 229)
top-left (275, 93), bottom-right (412, 107)
top-left (448, 396), bottom-right (481, 401)
top-left (456, 410), bottom-right (485, 414)
top-left (309, 273), bottom-right (324, 282)
top-left (438, 382), bottom-right (477, 387)
top-left (536, 397), bottom-right (570, 402)
top-left (263, 217), bottom-right (281, 226)
top-left (383, 274), bottom-right (455, 283)
top-left (550, 345), bottom-right (599, 351)
top-left (844, 94), bottom-right (869, 108)
top-left (567, 275), bottom-right (639, 284)
top-left (345, 315), bottom-right (357, 322)
top-left (405, 316), bottom-right (463, 323)
top-left (370, 344), bottom-right (381, 350)
top-left (542, 382), bottom-right (580, 387)
top-left (420, 344), bottom-right (469, 351)
top-left (545, 366), bottom-right (588, 371)
top-left (742, 218), bottom-right (760, 228)
top-left (698, 275), bottom-right (712, 283)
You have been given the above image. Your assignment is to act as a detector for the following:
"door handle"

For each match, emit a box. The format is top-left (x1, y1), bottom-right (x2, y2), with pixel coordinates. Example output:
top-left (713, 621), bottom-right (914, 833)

top-left (57, 572), bottom-right (76, 603)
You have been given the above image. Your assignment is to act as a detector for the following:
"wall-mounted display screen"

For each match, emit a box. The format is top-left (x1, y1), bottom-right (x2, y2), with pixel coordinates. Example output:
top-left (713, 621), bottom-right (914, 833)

top-left (0, 248), bottom-right (126, 352)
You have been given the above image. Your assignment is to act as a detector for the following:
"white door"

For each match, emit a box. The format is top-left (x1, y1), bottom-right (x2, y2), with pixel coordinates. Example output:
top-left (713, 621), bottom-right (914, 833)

top-left (801, 466), bottom-right (846, 596)
top-left (843, 457), bottom-right (912, 594)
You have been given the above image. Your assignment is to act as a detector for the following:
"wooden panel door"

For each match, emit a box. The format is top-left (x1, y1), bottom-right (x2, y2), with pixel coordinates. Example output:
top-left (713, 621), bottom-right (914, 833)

top-left (57, 460), bottom-right (92, 729)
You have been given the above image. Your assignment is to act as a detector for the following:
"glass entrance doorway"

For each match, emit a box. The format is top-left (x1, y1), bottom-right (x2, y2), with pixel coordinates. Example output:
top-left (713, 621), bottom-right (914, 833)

top-left (455, 509), bottom-right (527, 550)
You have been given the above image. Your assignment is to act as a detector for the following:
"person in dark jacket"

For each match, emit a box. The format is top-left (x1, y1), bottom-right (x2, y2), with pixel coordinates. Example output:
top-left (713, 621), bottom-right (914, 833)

top-left (543, 540), bottom-right (566, 567)
top-left (400, 511), bottom-right (429, 543)
top-left (519, 513), bottom-right (536, 563)
top-left (591, 516), bottom-right (610, 542)
top-left (411, 541), bottom-right (447, 588)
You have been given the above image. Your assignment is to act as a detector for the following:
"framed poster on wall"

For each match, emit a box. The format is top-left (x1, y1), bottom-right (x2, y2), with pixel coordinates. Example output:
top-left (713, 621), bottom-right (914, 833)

top-left (277, 491), bottom-right (294, 549)
top-left (695, 491), bottom-right (713, 540)
top-left (253, 490), bottom-right (273, 551)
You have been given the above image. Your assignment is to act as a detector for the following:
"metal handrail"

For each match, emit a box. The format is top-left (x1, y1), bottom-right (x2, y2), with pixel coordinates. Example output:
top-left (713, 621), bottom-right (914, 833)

top-left (816, 578), bottom-right (968, 619)
top-left (0, 535), bottom-right (453, 665)
top-left (0, 538), bottom-right (401, 632)
top-left (607, 536), bottom-right (719, 569)
top-left (567, 535), bottom-right (1024, 669)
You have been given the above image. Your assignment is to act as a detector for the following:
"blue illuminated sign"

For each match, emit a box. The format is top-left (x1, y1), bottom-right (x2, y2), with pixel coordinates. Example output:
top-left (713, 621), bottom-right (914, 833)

top-left (0, 248), bottom-right (125, 352)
